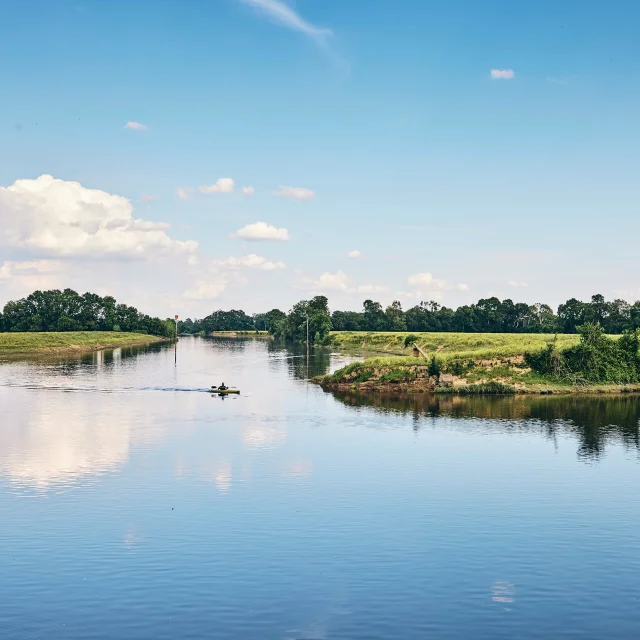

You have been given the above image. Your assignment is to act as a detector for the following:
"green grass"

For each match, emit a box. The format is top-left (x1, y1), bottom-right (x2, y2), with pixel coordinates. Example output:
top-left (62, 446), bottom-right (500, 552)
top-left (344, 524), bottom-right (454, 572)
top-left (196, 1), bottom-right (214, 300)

top-left (319, 331), bottom-right (632, 394)
top-left (330, 331), bottom-right (582, 360)
top-left (0, 331), bottom-right (168, 356)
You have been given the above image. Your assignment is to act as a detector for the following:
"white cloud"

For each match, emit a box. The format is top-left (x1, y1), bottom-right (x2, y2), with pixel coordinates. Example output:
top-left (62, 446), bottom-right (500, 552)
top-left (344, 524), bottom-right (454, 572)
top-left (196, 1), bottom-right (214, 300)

top-left (508, 280), bottom-right (528, 288)
top-left (0, 175), bottom-right (197, 259)
top-left (139, 194), bottom-right (157, 202)
top-left (237, 0), bottom-right (332, 47)
top-left (214, 254), bottom-right (285, 271)
top-left (456, 283), bottom-right (469, 291)
top-left (0, 259), bottom-right (62, 280)
top-left (242, 186), bottom-right (255, 195)
top-left (199, 178), bottom-right (235, 194)
top-left (271, 185), bottom-right (315, 201)
top-left (176, 187), bottom-right (192, 200)
top-left (408, 273), bottom-right (436, 286)
top-left (490, 69), bottom-right (515, 80)
top-left (183, 280), bottom-right (228, 300)
top-left (347, 250), bottom-right (362, 259)
top-left (124, 121), bottom-right (148, 130)
top-left (317, 270), bottom-right (348, 291)
top-left (230, 222), bottom-right (289, 241)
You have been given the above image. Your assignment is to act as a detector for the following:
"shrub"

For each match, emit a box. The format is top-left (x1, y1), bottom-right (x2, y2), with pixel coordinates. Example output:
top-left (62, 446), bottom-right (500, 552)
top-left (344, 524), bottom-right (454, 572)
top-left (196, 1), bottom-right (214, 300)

top-left (525, 324), bottom-right (640, 384)
top-left (428, 355), bottom-right (442, 378)
top-left (404, 334), bottom-right (419, 348)
top-left (379, 369), bottom-right (415, 383)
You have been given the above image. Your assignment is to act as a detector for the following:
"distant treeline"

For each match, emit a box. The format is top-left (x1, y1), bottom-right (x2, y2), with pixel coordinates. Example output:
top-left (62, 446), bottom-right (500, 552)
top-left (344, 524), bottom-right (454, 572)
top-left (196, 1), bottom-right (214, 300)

top-left (0, 289), bottom-right (176, 337)
top-left (179, 294), bottom-right (640, 342)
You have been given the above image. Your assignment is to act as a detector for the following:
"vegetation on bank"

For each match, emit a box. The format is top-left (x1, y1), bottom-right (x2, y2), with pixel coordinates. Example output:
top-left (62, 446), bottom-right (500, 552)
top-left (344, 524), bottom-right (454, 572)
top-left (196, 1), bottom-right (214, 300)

top-left (329, 331), bottom-right (581, 358)
top-left (0, 289), bottom-right (176, 338)
top-left (178, 293), bottom-right (640, 342)
top-left (317, 324), bottom-right (640, 394)
top-left (0, 331), bottom-right (168, 356)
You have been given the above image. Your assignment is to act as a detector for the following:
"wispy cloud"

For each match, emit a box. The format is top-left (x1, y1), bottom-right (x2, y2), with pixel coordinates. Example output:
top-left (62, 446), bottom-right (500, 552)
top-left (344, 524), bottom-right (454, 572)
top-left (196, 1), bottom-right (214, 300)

top-left (347, 250), bottom-right (362, 259)
top-left (176, 187), bottom-right (193, 200)
top-left (508, 280), bottom-right (528, 288)
top-left (242, 186), bottom-right (255, 195)
top-left (124, 121), bottom-right (148, 131)
top-left (214, 254), bottom-right (285, 270)
top-left (490, 69), bottom-right (515, 80)
top-left (237, 0), bottom-right (332, 46)
top-left (271, 185), bottom-right (315, 201)
top-left (139, 194), bottom-right (157, 202)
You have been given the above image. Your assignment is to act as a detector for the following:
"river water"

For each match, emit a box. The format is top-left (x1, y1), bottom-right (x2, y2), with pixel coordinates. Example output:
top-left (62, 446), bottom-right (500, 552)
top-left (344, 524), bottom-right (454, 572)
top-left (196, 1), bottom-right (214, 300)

top-left (1, 336), bottom-right (640, 639)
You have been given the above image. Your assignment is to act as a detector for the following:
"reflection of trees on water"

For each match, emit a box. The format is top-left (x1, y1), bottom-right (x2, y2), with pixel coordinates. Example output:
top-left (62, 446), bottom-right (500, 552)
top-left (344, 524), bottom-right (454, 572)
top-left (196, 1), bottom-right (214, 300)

top-left (329, 390), bottom-right (640, 461)
top-left (267, 341), bottom-right (333, 380)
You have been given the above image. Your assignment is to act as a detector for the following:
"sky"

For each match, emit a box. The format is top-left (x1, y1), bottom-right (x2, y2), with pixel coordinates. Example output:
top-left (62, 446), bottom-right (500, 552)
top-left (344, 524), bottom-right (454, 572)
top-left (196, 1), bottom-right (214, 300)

top-left (1, 0), bottom-right (639, 318)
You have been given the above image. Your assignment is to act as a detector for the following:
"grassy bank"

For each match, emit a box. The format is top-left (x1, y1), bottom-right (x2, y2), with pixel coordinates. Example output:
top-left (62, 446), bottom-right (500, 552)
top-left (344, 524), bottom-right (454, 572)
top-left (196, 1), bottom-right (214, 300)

top-left (319, 331), bottom-right (637, 395)
top-left (330, 331), bottom-right (581, 359)
top-left (0, 331), bottom-right (169, 357)
top-left (208, 330), bottom-right (272, 337)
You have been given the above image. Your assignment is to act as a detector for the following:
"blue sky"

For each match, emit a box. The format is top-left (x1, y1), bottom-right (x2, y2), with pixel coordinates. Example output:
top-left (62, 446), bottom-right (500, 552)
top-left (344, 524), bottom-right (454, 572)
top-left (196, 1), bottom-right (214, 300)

top-left (1, 0), bottom-right (639, 317)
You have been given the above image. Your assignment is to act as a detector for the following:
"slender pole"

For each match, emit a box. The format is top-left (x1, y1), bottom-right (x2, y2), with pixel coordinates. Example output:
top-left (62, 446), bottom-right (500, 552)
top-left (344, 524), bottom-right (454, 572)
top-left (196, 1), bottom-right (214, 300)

top-left (174, 315), bottom-right (178, 365)
top-left (306, 312), bottom-right (309, 379)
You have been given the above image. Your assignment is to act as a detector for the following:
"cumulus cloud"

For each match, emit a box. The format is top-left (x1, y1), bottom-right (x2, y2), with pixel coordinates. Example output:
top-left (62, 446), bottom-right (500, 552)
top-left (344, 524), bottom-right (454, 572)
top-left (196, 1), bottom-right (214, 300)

top-left (214, 254), bottom-right (285, 270)
top-left (199, 178), bottom-right (235, 194)
top-left (347, 250), bottom-right (362, 259)
top-left (124, 121), bottom-right (148, 130)
top-left (242, 186), bottom-right (255, 195)
top-left (0, 175), bottom-right (197, 259)
top-left (230, 222), bottom-right (289, 241)
top-left (490, 69), bottom-right (515, 80)
top-left (456, 283), bottom-right (469, 291)
top-left (176, 187), bottom-right (192, 200)
top-left (237, 0), bottom-right (332, 47)
top-left (408, 273), bottom-right (437, 286)
top-left (508, 280), bottom-right (528, 288)
top-left (271, 185), bottom-right (315, 201)
top-left (317, 270), bottom-right (348, 291)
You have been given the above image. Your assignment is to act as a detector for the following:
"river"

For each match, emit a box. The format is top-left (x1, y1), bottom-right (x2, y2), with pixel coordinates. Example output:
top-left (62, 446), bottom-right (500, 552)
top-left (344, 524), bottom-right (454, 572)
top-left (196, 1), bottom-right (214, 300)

top-left (1, 336), bottom-right (640, 639)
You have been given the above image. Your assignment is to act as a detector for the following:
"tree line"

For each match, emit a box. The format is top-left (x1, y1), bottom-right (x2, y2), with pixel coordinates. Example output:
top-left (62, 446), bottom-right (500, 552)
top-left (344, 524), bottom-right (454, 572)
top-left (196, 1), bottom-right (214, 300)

top-left (0, 289), bottom-right (176, 337)
top-left (178, 294), bottom-right (640, 342)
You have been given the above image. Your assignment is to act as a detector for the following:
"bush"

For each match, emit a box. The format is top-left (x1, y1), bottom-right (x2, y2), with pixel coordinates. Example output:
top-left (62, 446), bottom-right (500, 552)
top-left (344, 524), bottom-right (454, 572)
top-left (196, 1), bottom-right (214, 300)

top-left (428, 355), bottom-right (442, 378)
top-left (404, 334), bottom-right (419, 348)
top-left (525, 324), bottom-right (640, 384)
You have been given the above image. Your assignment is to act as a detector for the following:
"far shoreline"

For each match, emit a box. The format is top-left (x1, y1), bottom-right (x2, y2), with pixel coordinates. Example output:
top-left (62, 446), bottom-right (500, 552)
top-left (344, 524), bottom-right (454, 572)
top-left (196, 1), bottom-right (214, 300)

top-left (0, 331), bottom-right (171, 359)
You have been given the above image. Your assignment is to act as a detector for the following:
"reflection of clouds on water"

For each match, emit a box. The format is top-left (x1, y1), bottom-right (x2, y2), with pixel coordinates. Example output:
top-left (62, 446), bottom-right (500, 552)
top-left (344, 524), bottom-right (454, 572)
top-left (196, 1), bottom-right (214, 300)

top-left (0, 389), bottom-right (158, 491)
top-left (213, 459), bottom-right (232, 493)
top-left (282, 459), bottom-right (314, 478)
top-left (492, 581), bottom-right (515, 604)
top-left (123, 528), bottom-right (144, 551)
top-left (243, 425), bottom-right (286, 450)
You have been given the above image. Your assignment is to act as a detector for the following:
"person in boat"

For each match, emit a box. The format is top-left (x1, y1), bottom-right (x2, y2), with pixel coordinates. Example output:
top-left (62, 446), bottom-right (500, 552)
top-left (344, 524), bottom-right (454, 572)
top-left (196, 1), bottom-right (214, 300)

top-left (218, 382), bottom-right (228, 391)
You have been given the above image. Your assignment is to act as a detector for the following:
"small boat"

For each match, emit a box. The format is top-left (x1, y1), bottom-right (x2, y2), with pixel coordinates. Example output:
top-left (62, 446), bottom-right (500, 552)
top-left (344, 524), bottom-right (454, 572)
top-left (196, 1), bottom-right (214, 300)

top-left (211, 386), bottom-right (240, 395)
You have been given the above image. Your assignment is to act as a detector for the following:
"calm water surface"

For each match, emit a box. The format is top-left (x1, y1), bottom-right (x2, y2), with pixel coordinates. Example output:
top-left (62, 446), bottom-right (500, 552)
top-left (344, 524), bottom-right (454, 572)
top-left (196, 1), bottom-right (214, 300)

top-left (1, 337), bottom-right (640, 639)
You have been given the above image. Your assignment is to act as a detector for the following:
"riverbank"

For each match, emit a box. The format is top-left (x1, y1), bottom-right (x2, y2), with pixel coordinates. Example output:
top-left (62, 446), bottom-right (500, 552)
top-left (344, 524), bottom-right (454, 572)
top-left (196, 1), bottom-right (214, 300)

top-left (0, 331), bottom-right (170, 357)
top-left (208, 330), bottom-right (272, 338)
top-left (317, 331), bottom-right (639, 395)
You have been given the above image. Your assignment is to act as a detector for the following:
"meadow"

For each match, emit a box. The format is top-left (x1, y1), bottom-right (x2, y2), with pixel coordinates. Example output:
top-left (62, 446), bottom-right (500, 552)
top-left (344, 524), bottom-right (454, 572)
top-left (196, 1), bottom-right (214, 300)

top-left (0, 332), bottom-right (168, 356)
top-left (322, 331), bottom-right (637, 394)
top-left (330, 331), bottom-right (582, 361)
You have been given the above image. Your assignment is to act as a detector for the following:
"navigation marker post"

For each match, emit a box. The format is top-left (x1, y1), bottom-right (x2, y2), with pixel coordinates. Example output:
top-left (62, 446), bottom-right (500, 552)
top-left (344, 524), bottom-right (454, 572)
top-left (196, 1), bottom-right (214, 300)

top-left (174, 315), bottom-right (179, 365)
